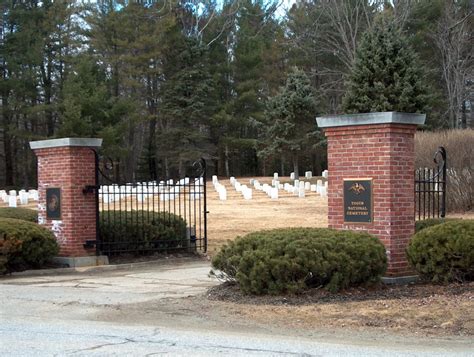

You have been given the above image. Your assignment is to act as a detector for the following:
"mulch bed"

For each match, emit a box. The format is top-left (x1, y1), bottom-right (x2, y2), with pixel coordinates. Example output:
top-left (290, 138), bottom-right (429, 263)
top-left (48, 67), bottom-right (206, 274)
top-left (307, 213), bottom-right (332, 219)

top-left (207, 280), bottom-right (474, 306)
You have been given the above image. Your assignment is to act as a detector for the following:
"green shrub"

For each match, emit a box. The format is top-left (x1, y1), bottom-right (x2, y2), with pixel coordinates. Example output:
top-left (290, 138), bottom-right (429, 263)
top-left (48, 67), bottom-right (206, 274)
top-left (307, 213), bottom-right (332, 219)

top-left (0, 218), bottom-right (59, 273)
top-left (407, 220), bottom-right (474, 283)
top-left (99, 211), bottom-right (188, 254)
top-left (415, 218), bottom-right (458, 233)
top-left (0, 207), bottom-right (38, 223)
top-left (212, 228), bottom-right (387, 295)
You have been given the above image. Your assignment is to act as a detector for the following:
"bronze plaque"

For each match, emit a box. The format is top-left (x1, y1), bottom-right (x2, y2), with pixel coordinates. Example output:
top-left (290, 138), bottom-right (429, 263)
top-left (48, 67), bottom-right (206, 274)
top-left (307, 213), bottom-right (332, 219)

top-left (46, 188), bottom-right (61, 219)
top-left (343, 179), bottom-right (373, 223)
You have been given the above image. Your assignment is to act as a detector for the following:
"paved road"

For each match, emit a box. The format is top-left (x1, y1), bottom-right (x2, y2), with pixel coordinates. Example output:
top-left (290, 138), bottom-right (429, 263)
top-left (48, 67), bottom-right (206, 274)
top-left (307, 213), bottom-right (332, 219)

top-left (1, 259), bottom-right (472, 356)
top-left (2, 317), bottom-right (470, 357)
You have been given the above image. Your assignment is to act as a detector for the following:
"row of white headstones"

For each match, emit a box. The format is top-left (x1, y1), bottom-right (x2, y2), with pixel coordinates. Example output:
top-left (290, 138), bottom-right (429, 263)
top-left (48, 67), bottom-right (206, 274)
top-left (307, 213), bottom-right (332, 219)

top-left (98, 177), bottom-right (205, 203)
top-left (212, 170), bottom-right (329, 201)
top-left (0, 189), bottom-right (39, 207)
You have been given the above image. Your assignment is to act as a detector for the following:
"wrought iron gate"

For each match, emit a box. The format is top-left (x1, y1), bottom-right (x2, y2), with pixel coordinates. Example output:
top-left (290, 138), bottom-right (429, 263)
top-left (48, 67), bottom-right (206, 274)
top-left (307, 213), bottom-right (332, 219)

top-left (415, 147), bottom-right (447, 220)
top-left (90, 155), bottom-right (207, 256)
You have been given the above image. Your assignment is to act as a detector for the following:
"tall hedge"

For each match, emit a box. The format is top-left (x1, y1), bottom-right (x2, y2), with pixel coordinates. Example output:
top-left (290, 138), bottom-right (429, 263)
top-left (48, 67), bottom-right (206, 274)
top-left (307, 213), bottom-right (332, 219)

top-left (99, 211), bottom-right (188, 254)
top-left (212, 228), bottom-right (387, 294)
top-left (0, 207), bottom-right (38, 223)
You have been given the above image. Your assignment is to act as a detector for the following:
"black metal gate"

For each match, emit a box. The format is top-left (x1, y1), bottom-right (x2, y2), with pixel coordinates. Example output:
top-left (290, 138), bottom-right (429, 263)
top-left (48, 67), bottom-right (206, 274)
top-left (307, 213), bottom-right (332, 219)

top-left (415, 147), bottom-right (447, 220)
top-left (90, 156), bottom-right (207, 256)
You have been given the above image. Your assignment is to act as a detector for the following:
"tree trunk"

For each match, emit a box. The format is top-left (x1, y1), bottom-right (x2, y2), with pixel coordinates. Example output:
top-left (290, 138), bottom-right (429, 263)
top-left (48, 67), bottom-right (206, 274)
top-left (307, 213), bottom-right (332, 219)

top-left (148, 118), bottom-right (157, 180)
top-left (292, 154), bottom-right (299, 179)
top-left (178, 160), bottom-right (184, 178)
top-left (224, 144), bottom-right (230, 177)
top-left (3, 129), bottom-right (13, 186)
top-left (164, 156), bottom-right (170, 178)
top-left (280, 154), bottom-right (285, 177)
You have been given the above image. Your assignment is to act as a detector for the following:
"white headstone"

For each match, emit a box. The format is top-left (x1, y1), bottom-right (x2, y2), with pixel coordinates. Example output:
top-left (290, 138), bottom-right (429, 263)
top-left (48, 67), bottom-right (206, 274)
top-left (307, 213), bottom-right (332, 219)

top-left (304, 182), bottom-right (311, 190)
top-left (290, 172), bottom-right (295, 180)
top-left (8, 195), bottom-right (17, 207)
top-left (322, 170), bottom-right (329, 179)
top-left (273, 172), bottom-right (278, 180)
top-left (310, 184), bottom-right (317, 192)
top-left (270, 187), bottom-right (278, 200)
top-left (9, 190), bottom-right (17, 197)
top-left (305, 171), bottom-right (312, 179)
top-left (320, 186), bottom-right (327, 197)
top-left (218, 188), bottom-right (227, 201)
top-left (298, 187), bottom-right (305, 198)
top-left (19, 191), bottom-right (29, 205)
top-left (243, 188), bottom-right (252, 200)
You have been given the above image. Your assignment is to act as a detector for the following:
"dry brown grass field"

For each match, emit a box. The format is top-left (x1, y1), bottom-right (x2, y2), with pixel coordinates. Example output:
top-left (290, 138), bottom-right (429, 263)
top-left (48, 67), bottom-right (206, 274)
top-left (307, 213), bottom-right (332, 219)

top-left (206, 177), bottom-right (328, 255)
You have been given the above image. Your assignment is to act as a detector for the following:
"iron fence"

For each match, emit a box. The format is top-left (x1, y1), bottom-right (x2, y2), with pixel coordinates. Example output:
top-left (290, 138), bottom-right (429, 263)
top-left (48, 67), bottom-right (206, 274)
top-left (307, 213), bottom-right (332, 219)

top-left (92, 157), bottom-right (207, 256)
top-left (415, 147), bottom-right (447, 220)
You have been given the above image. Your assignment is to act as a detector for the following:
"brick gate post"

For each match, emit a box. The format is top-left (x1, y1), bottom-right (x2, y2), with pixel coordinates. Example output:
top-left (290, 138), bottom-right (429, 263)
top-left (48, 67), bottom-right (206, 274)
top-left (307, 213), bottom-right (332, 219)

top-left (316, 112), bottom-right (425, 279)
top-left (30, 138), bottom-right (108, 267)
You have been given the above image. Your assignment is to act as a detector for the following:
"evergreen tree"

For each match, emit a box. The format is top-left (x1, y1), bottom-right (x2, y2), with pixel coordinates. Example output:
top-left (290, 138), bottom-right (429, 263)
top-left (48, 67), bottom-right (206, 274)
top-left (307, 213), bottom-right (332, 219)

top-left (343, 17), bottom-right (429, 114)
top-left (263, 67), bottom-right (317, 178)
top-left (158, 24), bottom-right (216, 177)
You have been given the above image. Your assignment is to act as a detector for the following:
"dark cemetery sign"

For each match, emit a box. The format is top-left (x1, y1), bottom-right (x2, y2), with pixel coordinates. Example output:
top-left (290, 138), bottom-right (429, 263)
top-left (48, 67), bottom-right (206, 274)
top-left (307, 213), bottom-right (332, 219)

top-left (46, 188), bottom-right (61, 219)
top-left (343, 178), bottom-right (373, 223)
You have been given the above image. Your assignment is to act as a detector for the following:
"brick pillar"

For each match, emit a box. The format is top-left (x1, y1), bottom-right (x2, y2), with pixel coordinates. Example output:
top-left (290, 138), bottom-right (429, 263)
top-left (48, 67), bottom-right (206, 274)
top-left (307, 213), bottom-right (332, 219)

top-left (30, 138), bottom-right (102, 261)
top-left (316, 112), bottom-right (425, 277)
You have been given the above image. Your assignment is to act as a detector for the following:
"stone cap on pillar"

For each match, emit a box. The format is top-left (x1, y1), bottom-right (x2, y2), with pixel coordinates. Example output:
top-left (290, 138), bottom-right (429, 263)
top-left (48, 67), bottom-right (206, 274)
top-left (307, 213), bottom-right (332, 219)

top-left (30, 137), bottom-right (103, 150)
top-left (316, 111), bottom-right (426, 128)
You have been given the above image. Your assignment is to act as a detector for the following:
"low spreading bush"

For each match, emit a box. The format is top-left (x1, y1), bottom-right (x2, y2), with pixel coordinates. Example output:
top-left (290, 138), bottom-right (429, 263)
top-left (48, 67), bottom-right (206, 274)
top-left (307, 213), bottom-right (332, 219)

top-left (415, 218), bottom-right (458, 233)
top-left (212, 228), bottom-right (387, 295)
top-left (99, 211), bottom-right (188, 254)
top-left (0, 207), bottom-right (38, 223)
top-left (407, 220), bottom-right (474, 283)
top-left (0, 217), bottom-right (59, 273)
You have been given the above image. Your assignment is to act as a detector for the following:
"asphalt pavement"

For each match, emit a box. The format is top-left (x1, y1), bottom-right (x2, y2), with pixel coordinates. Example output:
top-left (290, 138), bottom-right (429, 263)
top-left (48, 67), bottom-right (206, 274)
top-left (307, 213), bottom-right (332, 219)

top-left (0, 259), bottom-right (472, 356)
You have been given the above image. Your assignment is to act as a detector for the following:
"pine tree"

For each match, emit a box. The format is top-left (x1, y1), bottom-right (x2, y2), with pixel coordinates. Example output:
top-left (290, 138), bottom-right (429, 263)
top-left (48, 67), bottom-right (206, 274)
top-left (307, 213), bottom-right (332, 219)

top-left (343, 17), bottom-right (429, 114)
top-left (158, 23), bottom-right (216, 177)
top-left (263, 67), bottom-right (317, 178)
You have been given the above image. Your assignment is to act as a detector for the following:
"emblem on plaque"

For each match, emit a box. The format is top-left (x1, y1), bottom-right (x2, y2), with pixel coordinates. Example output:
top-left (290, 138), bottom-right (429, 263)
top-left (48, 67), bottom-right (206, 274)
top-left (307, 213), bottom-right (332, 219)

top-left (46, 188), bottom-right (61, 219)
top-left (349, 182), bottom-right (366, 195)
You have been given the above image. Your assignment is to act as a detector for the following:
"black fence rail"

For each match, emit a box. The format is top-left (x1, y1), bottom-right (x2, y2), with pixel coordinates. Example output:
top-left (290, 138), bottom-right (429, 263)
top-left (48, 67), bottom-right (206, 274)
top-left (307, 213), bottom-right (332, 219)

top-left (94, 158), bottom-right (207, 256)
top-left (415, 147), bottom-right (447, 220)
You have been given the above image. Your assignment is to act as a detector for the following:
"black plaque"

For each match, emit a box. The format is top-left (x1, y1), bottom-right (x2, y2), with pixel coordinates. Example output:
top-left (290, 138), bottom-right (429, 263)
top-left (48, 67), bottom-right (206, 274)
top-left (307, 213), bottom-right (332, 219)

top-left (343, 179), bottom-right (373, 223)
top-left (46, 188), bottom-right (61, 219)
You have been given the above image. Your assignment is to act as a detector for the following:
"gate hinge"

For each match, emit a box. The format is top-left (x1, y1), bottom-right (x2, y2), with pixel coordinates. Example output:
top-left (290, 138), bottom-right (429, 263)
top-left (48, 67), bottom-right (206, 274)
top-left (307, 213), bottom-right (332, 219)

top-left (83, 240), bottom-right (97, 249)
top-left (83, 185), bottom-right (98, 194)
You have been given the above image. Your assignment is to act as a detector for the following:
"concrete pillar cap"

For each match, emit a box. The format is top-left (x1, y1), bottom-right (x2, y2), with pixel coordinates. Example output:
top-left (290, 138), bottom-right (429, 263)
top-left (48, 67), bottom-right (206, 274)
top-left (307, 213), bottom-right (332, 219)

top-left (30, 138), bottom-right (103, 150)
top-left (316, 112), bottom-right (426, 128)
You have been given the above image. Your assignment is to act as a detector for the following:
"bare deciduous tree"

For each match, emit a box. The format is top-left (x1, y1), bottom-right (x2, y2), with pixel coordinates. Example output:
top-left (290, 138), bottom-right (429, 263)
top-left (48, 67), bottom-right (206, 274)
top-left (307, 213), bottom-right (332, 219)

top-left (433, 1), bottom-right (473, 128)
